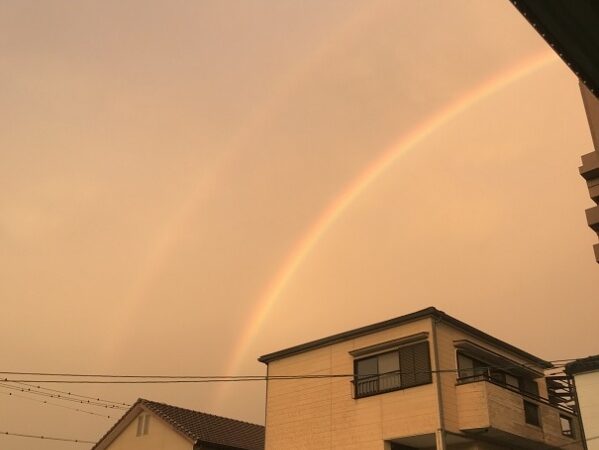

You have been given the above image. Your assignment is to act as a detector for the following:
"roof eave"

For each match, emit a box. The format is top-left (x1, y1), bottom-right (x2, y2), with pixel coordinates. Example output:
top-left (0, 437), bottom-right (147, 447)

top-left (258, 307), bottom-right (551, 369)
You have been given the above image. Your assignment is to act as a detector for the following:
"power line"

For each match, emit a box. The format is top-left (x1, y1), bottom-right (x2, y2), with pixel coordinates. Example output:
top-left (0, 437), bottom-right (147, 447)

top-left (0, 358), bottom-right (580, 386)
top-left (12, 381), bottom-right (130, 407)
top-left (2, 377), bottom-right (279, 384)
top-left (0, 383), bottom-right (128, 409)
top-left (0, 370), bottom-right (571, 385)
top-left (0, 431), bottom-right (95, 444)
top-left (0, 359), bottom-right (577, 379)
top-left (0, 390), bottom-right (114, 419)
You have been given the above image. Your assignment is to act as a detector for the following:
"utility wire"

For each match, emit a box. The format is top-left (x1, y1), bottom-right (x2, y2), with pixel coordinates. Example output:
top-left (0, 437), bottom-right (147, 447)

top-left (0, 370), bottom-right (570, 384)
top-left (0, 390), bottom-right (114, 419)
top-left (0, 359), bottom-right (577, 380)
top-left (0, 383), bottom-right (128, 409)
top-left (12, 381), bottom-right (130, 407)
top-left (0, 431), bottom-right (96, 444)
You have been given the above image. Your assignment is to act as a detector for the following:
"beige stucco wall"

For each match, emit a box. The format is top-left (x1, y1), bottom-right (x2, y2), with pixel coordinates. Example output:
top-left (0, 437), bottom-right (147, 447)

top-left (455, 381), bottom-right (580, 448)
top-left (265, 317), bottom-right (438, 450)
top-left (105, 411), bottom-right (192, 450)
top-left (574, 370), bottom-right (599, 450)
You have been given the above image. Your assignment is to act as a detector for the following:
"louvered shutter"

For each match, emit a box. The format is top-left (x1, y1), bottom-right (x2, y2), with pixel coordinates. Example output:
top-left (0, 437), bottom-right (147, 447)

top-left (413, 341), bottom-right (432, 385)
top-left (400, 342), bottom-right (431, 388)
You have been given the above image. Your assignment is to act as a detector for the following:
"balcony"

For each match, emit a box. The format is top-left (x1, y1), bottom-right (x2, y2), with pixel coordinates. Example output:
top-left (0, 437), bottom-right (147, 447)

top-left (456, 376), bottom-right (581, 449)
top-left (587, 205), bottom-right (599, 233)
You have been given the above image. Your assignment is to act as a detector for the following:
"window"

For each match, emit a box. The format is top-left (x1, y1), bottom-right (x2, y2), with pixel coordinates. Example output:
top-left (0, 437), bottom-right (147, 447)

top-left (354, 341), bottom-right (431, 398)
top-left (523, 400), bottom-right (540, 426)
top-left (519, 378), bottom-right (539, 397)
top-left (136, 414), bottom-right (150, 436)
top-left (457, 353), bottom-right (488, 380)
top-left (505, 374), bottom-right (520, 389)
top-left (560, 415), bottom-right (574, 438)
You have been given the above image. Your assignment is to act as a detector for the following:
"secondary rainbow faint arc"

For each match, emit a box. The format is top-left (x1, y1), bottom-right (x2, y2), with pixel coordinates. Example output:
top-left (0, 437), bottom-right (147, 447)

top-left (102, 0), bottom-right (391, 360)
top-left (223, 50), bottom-right (559, 378)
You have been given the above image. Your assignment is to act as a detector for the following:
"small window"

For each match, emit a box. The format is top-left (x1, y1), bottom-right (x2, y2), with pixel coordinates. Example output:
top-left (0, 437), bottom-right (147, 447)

top-left (560, 415), bottom-right (574, 438)
top-left (490, 369), bottom-right (506, 384)
top-left (136, 414), bottom-right (150, 436)
top-left (523, 400), bottom-right (540, 427)
top-left (505, 374), bottom-right (520, 389)
top-left (456, 353), bottom-right (488, 381)
top-left (520, 378), bottom-right (539, 397)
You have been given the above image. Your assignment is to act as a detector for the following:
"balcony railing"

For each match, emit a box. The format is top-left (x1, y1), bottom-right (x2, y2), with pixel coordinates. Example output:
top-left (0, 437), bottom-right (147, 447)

top-left (352, 369), bottom-right (432, 399)
top-left (354, 372), bottom-right (402, 397)
top-left (456, 370), bottom-right (575, 414)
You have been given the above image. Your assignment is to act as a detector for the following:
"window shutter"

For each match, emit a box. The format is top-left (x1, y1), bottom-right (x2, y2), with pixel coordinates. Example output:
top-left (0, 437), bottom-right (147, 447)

top-left (400, 342), bottom-right (431, 388)
top-left (399, 345), bottom-right (416, 387)
top-left (413, 341), bottom-right (432, 385)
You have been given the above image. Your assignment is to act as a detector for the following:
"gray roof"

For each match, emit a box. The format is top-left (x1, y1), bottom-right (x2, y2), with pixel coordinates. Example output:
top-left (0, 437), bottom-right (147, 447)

top-left (510, 0), bottom-right (599, 96)
top-left (93, 398), bottom-right (264, 450)
top-left (565, 355), bottom-right (599, 376)
top-left (258, 307), bottom-right (552, 369)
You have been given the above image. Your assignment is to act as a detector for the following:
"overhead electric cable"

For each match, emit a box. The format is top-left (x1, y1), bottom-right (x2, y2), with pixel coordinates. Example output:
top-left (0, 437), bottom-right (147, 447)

top-left (0, 390), bottom-right (114, 419)
top-left (0, 431), bottom-right (96, 444)
top-left (0, 359), bottom-right (578, 380)
top-left (0, 383), bottom-right (127, 409)
top-left (12, 381), bottom-right (130, 407)
top-left (0, 357), bottom-right (581, 386)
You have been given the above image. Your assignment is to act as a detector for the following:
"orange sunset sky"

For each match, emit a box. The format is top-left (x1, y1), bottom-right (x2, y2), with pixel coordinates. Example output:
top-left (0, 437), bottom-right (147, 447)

top-left (1, 1), bottom-right (598, 448)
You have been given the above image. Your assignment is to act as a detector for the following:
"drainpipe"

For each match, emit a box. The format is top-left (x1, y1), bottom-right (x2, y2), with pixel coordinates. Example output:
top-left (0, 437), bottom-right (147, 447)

top-left (431, 317), bottom-right (447, 450)
top-left (264, 362), bottom-right (270, 450)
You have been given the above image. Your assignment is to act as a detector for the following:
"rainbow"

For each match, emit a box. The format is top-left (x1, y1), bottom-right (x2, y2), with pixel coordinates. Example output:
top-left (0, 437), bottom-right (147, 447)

top-left (101, 0), bottom-right (391, 360)
top-left (219, 50), bottom-right (559, 391)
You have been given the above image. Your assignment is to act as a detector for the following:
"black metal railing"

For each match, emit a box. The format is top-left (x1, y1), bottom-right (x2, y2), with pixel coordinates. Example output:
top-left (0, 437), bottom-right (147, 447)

top-left (456, 370), bottom-right (575, 414)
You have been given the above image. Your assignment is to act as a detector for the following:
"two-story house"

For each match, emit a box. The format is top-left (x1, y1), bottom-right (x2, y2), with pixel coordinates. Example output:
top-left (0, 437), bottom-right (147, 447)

top-left (259, 307), bottom-right (581, 450)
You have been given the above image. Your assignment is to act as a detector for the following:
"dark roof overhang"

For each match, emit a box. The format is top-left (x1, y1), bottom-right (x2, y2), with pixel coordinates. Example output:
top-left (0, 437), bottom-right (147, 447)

top-left (565, 354), bottom-right (599, 376)
top-left (510, 0), bottom-right (599, 97)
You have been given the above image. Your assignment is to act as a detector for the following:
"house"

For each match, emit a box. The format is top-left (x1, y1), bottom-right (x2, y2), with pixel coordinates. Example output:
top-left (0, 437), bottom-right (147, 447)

top-left (259, 307), bottom-right (582, 450)
top-left (92, 398), bottom-right (264, 450)
top-left (566, 355), bottom-right (599, 450)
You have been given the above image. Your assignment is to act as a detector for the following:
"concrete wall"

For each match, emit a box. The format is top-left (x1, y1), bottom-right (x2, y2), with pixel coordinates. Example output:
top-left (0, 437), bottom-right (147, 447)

top-left (455, 381), bottom-right (580, 448)
top-left (105, 411), bottom-right (192, 450)
top-left (574, 370), bottom-right (599, 450)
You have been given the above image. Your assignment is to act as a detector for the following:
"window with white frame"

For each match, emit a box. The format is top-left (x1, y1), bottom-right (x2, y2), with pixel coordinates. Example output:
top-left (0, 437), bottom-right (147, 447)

top-left (353, 341), bottom-right (431, 398)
